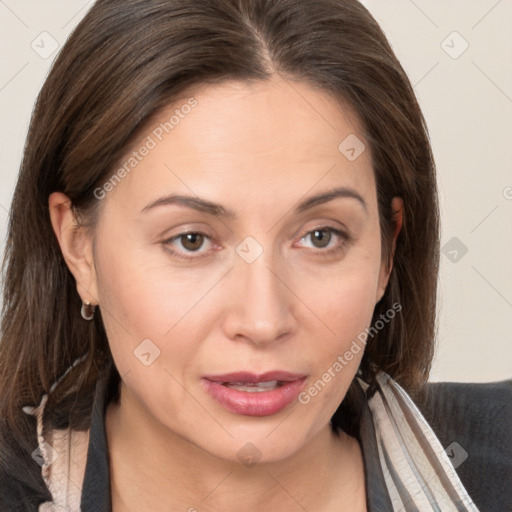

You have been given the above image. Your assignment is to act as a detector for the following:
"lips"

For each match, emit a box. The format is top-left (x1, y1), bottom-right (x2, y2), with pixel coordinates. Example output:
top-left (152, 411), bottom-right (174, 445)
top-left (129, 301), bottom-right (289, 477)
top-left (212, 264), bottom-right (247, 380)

top-left (201, 371), bottom-right (307, 416)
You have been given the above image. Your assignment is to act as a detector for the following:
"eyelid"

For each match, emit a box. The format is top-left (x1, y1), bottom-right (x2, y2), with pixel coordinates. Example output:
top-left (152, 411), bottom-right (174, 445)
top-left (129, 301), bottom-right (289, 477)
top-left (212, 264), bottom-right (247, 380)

top-left (297, 223), bottom-right (352, 241)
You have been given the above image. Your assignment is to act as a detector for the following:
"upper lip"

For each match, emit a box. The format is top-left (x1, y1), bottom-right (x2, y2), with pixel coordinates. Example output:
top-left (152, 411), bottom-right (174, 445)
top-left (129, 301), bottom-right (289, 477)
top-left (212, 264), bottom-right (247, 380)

top-left (202, 371), bottom-right (307, 384)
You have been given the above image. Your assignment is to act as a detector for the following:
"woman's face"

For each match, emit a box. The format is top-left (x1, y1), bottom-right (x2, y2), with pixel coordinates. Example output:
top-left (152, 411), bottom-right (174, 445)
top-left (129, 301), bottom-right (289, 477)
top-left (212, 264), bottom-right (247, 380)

top-left (77, 77), bottom-right (399, 463)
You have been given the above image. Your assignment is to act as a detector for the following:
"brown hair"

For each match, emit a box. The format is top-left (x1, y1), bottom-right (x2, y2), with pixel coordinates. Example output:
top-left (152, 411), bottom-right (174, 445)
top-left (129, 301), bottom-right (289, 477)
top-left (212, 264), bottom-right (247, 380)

top-left (0, 0), bottom-right (439, 501)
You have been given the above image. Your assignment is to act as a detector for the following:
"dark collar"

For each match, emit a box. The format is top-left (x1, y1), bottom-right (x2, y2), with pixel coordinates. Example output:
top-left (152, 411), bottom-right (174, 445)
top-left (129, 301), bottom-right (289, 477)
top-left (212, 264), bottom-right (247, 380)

top-left (80, 369), bottom-right (114, 512)
top-left (80, 371), bottom-right (393, 511)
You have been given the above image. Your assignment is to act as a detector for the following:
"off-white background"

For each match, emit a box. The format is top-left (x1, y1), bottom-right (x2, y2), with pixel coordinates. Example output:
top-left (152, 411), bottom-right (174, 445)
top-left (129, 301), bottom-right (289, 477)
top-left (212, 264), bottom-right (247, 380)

top-left (1, 1), bottom-right (511, 383)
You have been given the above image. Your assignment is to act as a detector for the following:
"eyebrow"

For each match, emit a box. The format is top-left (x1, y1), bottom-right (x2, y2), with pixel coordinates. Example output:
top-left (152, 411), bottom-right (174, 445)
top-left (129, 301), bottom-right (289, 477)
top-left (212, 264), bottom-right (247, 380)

top-left (140, 186), bottom-right (368, 218)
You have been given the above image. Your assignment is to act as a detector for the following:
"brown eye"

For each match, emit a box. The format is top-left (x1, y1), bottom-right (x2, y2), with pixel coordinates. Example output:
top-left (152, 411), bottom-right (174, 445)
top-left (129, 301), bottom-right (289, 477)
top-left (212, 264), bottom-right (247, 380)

top-left (310, 229), bottom-right (332, 248)
top-left (162, 231), bottom-right (213, 261)
top-left (297, 226), bottom-right (350, 256)
top-left (179, 233), bottom-right (205, 251)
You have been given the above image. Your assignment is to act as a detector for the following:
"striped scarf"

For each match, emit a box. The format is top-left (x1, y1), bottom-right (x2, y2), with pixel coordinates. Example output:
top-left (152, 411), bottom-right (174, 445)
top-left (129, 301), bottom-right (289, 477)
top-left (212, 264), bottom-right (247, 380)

top-left (362, 371), bottom-right (479, 511)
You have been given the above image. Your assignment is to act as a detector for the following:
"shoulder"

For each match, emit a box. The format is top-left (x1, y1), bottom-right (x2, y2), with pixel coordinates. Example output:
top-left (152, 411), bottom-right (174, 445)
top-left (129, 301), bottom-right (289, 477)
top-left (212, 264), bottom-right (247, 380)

top-left (0, 446), bottom-right (52, 512)
top-left (417, 379), bottom-right (512, 437)
top-left (414, 379), bottom-right (512, 511)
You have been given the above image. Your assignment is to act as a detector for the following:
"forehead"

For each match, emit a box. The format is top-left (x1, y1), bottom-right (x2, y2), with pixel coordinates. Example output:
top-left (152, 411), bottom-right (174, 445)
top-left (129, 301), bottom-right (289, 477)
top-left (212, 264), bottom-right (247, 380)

top-left (154, 77), bottom-right (367, 160)
top-left (103, 77), bottom-right (375, 212)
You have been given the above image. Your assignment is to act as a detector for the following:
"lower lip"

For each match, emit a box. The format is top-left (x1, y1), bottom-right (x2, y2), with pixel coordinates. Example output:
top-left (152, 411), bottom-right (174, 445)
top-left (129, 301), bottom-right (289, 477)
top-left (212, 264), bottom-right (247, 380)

top-left (201, 378), bottom-right (307, 417)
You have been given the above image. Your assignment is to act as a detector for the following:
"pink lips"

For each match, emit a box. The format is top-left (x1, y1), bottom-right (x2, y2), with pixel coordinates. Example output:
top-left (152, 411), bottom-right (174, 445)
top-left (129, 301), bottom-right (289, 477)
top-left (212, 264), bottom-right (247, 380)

top-left (201, 371), bottom-right (307, 417)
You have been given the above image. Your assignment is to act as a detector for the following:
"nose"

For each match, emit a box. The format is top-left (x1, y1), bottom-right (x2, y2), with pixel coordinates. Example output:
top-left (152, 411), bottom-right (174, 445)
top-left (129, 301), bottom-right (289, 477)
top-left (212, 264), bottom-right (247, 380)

top-left (222, 249), bottom-right (298, 346)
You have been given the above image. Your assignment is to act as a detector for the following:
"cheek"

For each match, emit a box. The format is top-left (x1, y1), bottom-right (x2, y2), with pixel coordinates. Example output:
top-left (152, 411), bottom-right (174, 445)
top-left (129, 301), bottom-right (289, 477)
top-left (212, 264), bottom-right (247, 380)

top-left (327, 274), bottom-right (379, 341)
top-left (312, 283), bottom-right (374, 381)
top-left (304, 253), bottom-right (381, 341)
top-left (296, 251), bottom-right (381, 395)
top-left (92, 230), bottom-right (208, 376)
top-left (295, 275), bottom-right (378, 420)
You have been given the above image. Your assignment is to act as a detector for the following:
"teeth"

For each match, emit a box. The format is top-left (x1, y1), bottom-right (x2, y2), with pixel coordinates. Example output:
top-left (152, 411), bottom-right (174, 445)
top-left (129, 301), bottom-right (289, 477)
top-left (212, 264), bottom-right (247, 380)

top-left (224, 380), bottom-right (280, 392)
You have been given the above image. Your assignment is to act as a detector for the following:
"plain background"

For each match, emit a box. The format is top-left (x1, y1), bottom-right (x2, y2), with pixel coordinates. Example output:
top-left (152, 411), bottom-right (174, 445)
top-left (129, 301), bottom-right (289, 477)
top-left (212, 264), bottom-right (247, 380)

top-left (0, 0), bottom-right (511, 383)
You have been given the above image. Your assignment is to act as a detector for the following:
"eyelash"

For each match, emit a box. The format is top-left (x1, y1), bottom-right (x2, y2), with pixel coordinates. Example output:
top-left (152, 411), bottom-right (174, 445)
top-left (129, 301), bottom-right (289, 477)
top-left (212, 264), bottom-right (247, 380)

top-left (162, 226), bottom-right (351, 262)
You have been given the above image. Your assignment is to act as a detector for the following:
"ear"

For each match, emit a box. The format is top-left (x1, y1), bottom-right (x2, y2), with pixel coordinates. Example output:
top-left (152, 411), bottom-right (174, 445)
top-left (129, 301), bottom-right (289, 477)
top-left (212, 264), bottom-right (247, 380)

top-left (48, 192), bottom-right (99, 306)
top-left (376, 196), bottom-right (403, 303)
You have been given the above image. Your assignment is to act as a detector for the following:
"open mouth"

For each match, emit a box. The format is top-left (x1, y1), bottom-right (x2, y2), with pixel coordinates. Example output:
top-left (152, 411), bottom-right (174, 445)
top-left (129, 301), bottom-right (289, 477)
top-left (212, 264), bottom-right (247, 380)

top-left (220, 380), bottom-right (285, 392)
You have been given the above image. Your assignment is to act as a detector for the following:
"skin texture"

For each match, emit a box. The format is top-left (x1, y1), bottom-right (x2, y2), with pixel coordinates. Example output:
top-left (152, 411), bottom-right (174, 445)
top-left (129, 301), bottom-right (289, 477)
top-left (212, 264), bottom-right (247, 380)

top-left (49, 75), bottom-right (403, 511)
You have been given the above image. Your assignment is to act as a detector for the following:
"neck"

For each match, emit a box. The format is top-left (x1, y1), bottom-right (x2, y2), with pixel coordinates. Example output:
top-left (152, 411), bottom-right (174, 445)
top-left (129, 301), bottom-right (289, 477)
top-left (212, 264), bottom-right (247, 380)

top-left (105, 381), bottom-right (366, 512)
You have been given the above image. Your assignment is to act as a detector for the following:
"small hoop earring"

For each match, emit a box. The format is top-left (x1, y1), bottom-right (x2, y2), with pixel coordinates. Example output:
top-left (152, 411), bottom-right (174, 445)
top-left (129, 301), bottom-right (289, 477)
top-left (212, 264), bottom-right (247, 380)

top-left (81, 301), bottom-right (96, 321)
